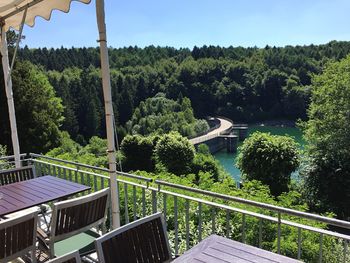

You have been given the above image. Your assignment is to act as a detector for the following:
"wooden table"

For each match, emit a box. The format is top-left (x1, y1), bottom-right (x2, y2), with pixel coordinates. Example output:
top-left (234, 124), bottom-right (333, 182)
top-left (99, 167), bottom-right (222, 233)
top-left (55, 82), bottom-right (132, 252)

top-left (172, 235), bottom-right (302, 263)
top-left (0, 175), bottom-right (90, 217)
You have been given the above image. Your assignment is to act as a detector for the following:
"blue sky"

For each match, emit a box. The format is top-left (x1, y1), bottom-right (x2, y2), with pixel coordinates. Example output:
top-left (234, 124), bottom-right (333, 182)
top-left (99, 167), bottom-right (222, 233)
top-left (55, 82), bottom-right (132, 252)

top-left (22, 0), bottom-right (350, 48)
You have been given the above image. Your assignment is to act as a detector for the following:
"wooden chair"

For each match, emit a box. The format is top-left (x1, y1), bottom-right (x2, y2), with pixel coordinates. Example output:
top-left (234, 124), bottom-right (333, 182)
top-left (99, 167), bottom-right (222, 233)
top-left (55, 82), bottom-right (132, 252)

top-left (0, 165), bottom-right (36, 186)
top-left (45, 250), bottom-right (81, 263)
top-left (0, 210), bottom-right (38, 263)
top-left (38, 188), bottom-right (109, 259)
top-left (95, 212), bottom-right (172, 263)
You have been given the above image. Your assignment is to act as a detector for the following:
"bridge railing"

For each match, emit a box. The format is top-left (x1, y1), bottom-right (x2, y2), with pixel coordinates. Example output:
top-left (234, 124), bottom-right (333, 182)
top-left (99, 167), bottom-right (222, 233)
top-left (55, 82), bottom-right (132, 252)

top-left (189, 132), bottom-right (220, 145)
top-left (190, 117), bottom-right (236, 145)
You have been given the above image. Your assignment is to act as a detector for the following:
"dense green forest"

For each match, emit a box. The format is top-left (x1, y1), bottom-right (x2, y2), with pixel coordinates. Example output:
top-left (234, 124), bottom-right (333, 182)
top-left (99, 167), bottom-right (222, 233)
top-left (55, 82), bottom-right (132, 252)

top-left (1, 41), bottom-right (350, 262)
top-left (1, 42), bottom-right (350, 219)
top-left (2, 40), bottom-right (348, 146)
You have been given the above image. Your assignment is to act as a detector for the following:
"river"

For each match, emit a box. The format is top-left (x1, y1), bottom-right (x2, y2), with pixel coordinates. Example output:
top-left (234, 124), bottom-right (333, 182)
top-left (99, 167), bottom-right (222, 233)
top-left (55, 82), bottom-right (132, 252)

top-left (213, 125), bottom-right (305, 183)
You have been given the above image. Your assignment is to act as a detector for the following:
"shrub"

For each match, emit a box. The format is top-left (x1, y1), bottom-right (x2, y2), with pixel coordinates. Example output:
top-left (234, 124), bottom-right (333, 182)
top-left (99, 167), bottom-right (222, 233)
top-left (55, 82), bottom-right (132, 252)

top-left (155, 132), bottom-right (195, 175)
top-left (120, 135), bottom-right (155, 172)
top-left (237, 132), bottom-right (299, 196)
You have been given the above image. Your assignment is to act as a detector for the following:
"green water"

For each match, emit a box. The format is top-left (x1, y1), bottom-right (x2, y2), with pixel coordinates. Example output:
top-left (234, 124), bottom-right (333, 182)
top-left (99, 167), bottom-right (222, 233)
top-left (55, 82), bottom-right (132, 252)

top-left (213, 125), bottom-right (305, 183)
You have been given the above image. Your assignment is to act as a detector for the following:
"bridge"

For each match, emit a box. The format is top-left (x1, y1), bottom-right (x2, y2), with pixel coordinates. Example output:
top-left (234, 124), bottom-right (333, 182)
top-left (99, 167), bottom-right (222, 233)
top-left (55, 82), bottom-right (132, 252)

top-left (190, 117), bottom-right (248, 153)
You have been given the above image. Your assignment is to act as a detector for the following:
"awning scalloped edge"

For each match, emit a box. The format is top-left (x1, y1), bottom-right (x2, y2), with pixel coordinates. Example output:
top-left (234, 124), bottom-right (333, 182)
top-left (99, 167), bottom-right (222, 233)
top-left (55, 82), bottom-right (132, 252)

top-left (2, 0), bottom-right (91, 32)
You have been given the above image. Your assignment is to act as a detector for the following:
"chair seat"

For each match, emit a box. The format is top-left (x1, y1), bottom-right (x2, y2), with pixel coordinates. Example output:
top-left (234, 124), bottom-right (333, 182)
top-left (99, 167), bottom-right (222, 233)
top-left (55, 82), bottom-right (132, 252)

top-left (54, 230), bottom-right (101, 257)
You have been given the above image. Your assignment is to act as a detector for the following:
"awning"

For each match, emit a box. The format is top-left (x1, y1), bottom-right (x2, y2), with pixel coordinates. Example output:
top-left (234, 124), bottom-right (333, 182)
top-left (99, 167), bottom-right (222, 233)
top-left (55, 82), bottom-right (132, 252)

top-left (0, 0), bottom-right (91, 32)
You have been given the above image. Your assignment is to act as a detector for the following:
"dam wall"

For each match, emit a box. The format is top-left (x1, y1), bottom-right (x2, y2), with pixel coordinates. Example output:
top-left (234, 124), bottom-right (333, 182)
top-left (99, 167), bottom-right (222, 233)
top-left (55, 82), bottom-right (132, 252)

top-left (191, 117), bottom-right (248, 154)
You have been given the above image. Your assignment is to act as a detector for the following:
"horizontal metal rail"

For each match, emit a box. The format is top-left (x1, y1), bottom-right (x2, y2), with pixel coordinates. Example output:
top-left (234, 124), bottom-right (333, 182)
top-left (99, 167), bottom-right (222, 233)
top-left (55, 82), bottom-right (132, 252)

top-left (29, 153), bottom-right (151, 183)
top-left (0, 153), bottom-right (27, 161)
top-left (155, 180), bottom-right (350, 230)
top-left (30, 153), bottom-right (109, 172)
top-left (156, 187), bottom-right (350, 241)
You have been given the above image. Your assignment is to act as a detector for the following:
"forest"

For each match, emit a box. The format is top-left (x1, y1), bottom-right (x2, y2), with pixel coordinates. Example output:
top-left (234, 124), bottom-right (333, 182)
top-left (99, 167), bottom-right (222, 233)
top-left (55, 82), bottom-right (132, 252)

top-left (1, 40), bottom-right (348, 146)
top-left (1, 41), bottom-right (350, 262)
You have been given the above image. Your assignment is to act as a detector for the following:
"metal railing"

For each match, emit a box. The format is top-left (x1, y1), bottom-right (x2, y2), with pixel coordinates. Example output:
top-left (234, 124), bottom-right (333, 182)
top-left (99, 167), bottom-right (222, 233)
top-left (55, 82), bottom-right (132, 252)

top-left (0, 153), bottom-right (27, 169)
top-left (1, 153), bottom-right (349, 262)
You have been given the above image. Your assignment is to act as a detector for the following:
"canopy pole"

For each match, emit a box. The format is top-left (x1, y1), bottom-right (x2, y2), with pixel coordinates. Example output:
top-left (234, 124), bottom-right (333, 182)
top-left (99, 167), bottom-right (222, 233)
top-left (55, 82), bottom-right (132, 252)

top-left (9, 6), bottom-right (27, 76)
top-left (95, 0), bottom-right (120, 229)
top-left (0, 25), bottom-right (21, 168)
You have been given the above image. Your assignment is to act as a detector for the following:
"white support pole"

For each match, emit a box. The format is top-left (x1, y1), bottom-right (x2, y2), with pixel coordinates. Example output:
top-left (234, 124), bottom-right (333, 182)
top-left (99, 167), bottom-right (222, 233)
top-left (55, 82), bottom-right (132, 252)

top-left (95, 0), bottom-right (120, 229)
top-left (1, 25), bottom-right (21, 168)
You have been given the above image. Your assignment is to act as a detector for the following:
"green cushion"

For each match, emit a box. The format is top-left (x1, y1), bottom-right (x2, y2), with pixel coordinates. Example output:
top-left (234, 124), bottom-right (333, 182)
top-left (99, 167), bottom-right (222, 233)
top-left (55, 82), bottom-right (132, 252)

top-left (54, 230), bottom-right (101, 257)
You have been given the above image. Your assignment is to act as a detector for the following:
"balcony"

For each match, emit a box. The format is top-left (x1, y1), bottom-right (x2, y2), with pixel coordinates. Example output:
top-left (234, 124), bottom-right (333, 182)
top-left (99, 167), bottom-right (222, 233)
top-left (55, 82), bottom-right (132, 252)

top-left (1, 153), bottom-right (350, 263)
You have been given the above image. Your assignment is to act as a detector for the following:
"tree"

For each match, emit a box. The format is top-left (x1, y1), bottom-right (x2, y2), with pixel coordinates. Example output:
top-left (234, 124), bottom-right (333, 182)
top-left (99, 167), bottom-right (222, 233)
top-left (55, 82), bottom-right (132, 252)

top-left (120, 134), bottom-right (156, 172)
top-left (301, 55), bottom-right (350, 219)
top-left (259, 69), bottom-right (288, 116)
top-left (237, 132), bottom-right (300, 196)
top-left (155, 132), bottom-right (195, 175)
top-left (0, 60), bottom-right (64, 153)
top-left (126, 94), bottom-right (208, 137)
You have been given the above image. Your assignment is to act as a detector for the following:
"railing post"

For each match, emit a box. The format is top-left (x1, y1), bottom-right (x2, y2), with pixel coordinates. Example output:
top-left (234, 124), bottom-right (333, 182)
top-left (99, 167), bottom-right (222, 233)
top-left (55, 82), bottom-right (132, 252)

top-left (87, 172), bottom-right (91, 193)
top-left (124, 183), bottom-right (129, 224)
top-left (75, 165), bottom-right (79, 182)
top-left (211, 207), bottom-right (216, 234)
top-left (142, 188), bottom-right (146, 217)
top-left (133, 186), bottom-right (137, 221)
top-left (163, 193), bottom-right (167, 223)
top-left (152, 190), bottom-right (157, 213)
top-left (242, 214), bottom-right (246, 243)
top-left (277, 212), bottom-right (281, 254)
top-left (174, 196), bottom-right (178, 255)
top-left (63, 167), bottom-right (67, 180)
top-left (57, 166), bottom-right (61, 178)
top-left (259, 218), bottom-right (262, 248)
top-left (319, 233), bottom-right (323, 263)
top-left (226, 210), bottom-right (230, 238)
top-left (37, 161), bottom-right (42, 177)
top-left (297, 227), bottom-right (302, 259)
top-left (344, 240), bottom-right (348, 263)
top-left (198, 202), bottom-right (202, 242)
top-left (185, 200), bottom-right (190, 250)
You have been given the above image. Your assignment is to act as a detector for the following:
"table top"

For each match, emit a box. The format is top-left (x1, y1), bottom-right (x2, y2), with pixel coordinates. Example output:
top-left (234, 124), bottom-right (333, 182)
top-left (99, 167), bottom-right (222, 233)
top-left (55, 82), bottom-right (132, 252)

top-left (0, 175), bottom-right (90, 217)
top-left (173, 235), bottom-right (302, 263)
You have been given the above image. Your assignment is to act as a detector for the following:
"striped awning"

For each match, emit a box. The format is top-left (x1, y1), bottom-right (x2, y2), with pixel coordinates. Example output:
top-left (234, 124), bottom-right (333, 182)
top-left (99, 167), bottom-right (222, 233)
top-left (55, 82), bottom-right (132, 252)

top-left (0, 0), bottom-right (91, 32)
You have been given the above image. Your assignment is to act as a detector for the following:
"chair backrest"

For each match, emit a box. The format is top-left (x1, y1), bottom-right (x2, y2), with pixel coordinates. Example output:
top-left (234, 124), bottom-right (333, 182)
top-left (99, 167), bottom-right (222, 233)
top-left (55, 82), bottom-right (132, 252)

top-left (95, 212), bottom-right (171, 263)
top-left (50, 188), bottom-right (109, 243)
top-left (0, 165), bottom-right (36, 186)
top-left (46, 250), bottom-right (81, 263)
top-left (0, 210), bottom-right (38, 263)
